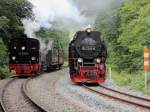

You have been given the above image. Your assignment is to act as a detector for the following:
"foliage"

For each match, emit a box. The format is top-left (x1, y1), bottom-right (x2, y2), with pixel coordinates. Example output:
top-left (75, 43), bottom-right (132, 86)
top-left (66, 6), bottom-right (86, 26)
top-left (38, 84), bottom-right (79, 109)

top-left (0, 0), bottom-right (33, 45)
top-left (0, 39), bottom-right (10, 78)
top-left (0, 39), bottom-right (7, 65)
top-left (94, 0), bottom-right (150, 73)
top-left (0, 66), bottom-right (11, 78)
top-left (36, 28), bottom-right (70, 60)
top-left (0, 0), bottom-right (33, 78)
top-left (94, 11), bottom-right (120, 69)
top-left (117, 0), bottom-right (150, 72)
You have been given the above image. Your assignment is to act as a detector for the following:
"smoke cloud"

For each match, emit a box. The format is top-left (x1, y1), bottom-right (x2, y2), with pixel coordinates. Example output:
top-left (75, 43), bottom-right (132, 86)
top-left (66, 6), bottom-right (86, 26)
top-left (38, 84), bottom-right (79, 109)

top-left (74, 0), bottom-right (127, 25)
top-left (22, 0), bottom-right (86, 50)
top-left (22, 0), bottom-right (127, 39)
top-left (22, 19), bottom-right (40, 38)
top-left (31, 0), bottom-right (84, 27)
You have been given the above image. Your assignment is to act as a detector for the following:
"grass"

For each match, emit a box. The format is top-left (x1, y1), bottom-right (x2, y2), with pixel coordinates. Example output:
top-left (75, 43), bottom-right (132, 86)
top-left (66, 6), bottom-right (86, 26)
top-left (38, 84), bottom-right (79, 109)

top-left (109, 70), bottom-right (150, 95)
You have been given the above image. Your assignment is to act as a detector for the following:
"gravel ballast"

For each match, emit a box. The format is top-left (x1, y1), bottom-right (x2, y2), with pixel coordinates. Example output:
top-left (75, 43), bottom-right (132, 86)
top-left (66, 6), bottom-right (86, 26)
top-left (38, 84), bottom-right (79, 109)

top-left (2, 79), bottom-right (41, 112)
top-left (56, 75), bottom-right (149, 112)
top-left (26, 68), bottom-right (150, 112)
top-left (26, 69), bottom-right (92, 112)
top-left (0, 79), bottom-right (12, 112)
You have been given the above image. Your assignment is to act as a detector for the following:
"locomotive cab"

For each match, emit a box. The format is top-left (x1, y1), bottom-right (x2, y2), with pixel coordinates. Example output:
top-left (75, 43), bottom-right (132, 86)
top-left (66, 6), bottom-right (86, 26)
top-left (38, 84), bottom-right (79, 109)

top-left (69, 29), bottom-right (107, 83)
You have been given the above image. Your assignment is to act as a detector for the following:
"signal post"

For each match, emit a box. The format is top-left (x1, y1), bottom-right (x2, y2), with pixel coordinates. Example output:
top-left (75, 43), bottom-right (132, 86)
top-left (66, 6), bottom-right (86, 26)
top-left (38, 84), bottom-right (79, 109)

top-left (144, 46), bottom-right (149, 88)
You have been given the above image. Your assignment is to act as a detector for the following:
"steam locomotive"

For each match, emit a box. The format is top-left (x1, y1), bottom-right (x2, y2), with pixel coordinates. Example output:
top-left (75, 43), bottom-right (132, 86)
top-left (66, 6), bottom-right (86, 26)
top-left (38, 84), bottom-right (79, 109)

top-left (69, 27), bottom-right (107, 83)
top-left (9, 36), bottom-right (64, 76)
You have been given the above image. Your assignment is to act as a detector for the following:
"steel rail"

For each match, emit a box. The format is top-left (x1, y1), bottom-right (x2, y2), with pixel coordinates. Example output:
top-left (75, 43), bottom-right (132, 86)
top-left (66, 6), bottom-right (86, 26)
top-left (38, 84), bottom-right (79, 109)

top-left (22, 78), bottom-right (47, 112)
top-left (82, 84), bottom-right (150, 109)
top-left (99, 84), bottom-right (150, 102)
top-left (0, 78), bottom-right (18, 112)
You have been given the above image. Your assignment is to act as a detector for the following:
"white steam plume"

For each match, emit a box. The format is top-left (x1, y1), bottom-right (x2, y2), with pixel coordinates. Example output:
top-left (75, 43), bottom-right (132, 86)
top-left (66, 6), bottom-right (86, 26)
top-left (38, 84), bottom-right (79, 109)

top-left (22, 0), bottom-right (84, 39)
top-left (22, 0), bottom-right (85, 50)
top-left (22, 0), bottom-right (127, 39)
top-left (22, 19), bottom-right (40, 38)
top-left (30, 0), bottom-right (84, 28)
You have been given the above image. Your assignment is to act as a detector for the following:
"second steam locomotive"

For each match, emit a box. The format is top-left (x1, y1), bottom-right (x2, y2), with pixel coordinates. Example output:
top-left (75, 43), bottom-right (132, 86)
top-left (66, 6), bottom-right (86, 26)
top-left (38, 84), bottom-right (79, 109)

top-left (69, 27), bottom-right (107, 83)
top-left (9, 35), bottom-right (64, 76)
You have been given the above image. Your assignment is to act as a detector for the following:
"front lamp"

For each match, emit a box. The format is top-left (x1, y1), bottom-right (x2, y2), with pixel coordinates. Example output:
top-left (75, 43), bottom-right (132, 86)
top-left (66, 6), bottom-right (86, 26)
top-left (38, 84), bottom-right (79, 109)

top-left (96, 58), bottom-right (101, 63)
top-left (21, 46), bottom-right (26, 51)
top-left (78, 58), bottom-right (83, 63)
top-left (12, 56), bottom-right (16, 60)
top-left (31, 57), bottom-right (36, 61)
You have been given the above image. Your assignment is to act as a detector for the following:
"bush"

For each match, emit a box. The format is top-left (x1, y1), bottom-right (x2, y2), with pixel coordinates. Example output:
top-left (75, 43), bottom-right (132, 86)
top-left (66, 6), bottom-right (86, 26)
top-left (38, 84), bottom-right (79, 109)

top-left (111, 70), bottom-right (150, 95)
top-left (0, 66), bottom-right (11, 78)
top-left (0, 39), bottom-right (11, 78)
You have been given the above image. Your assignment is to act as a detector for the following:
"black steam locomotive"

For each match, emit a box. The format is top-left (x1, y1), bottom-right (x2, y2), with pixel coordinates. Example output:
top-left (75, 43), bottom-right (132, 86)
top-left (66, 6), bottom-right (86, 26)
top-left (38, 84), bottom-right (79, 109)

top-left (69, 28), bottom-right (107, 83)
top-left (9, 36), bottom-right (64, 76)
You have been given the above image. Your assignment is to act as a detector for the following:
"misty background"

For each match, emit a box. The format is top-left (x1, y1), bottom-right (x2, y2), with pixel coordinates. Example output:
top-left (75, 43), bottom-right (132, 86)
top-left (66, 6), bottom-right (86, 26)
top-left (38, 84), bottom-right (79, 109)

top-left (22, 0), bottom-right (126, 39)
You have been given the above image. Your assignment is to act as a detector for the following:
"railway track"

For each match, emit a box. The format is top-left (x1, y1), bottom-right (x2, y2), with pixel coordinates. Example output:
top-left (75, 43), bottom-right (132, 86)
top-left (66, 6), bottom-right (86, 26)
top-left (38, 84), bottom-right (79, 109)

top-left (82, 84), bottom-right (150, 110)
top-left (0, 78), bottom-right (46, 112)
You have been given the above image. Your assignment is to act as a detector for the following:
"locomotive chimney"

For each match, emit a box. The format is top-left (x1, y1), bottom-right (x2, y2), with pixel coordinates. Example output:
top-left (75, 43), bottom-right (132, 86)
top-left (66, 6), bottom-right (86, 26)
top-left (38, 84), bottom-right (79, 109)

top-left (85, 25), bottom-right (92, 33)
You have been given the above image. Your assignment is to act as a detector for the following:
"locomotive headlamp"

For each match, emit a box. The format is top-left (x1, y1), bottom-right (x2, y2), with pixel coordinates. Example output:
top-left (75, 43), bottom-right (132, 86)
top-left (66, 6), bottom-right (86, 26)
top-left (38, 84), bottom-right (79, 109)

top-left (13, 46), bottom-right (16, 50)
top-left (96, 58), bottom-right (101, 63)
top-left (78, 58), bottom-right (83, 63)
top-left (31, 57), bottom-right (36, 61)
top-left (21, 46), bottom-right (26, 51)
top-left (12, 56), bottom-right (16, 60)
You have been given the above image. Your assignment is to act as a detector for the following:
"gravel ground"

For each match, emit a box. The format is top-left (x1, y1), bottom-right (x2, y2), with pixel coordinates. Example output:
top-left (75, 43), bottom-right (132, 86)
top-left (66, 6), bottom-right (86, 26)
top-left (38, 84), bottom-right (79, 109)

top-left (2, 79), bottom-right (41, 112)
top-left (26, 69), bottom-right (92, 112)
top-left (0, 79), bottom-right (13, 112)
top-left (26, 68), bottom-right (150, 112)
top-left (56, 74), bottom-right (150, 112)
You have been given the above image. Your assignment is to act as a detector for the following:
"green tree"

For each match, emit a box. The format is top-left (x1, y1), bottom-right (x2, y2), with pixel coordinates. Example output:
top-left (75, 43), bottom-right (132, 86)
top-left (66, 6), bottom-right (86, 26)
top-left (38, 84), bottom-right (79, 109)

top-left (0, 39), bottom-right (10, 78)
top-left (94, 0), bottom-right (150, 73)
top-left (36, 28), bottom-right (70, 60)
top-left (0, 0), bottom-right (33, 78)
top-left (94, 10), bottom-right (120, 69)
top-left (0, 0), bottom-right (33, 45)
top-left (117, 0), bottom-right (150, 72)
